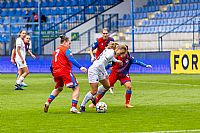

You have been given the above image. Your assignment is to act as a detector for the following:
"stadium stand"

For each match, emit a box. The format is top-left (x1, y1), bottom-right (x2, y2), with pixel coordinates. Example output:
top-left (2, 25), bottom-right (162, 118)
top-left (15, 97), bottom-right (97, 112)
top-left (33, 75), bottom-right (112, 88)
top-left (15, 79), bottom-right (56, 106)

top-left (118, 0), bottom-right (200, 34)
top-left (0, 0), bottom-right (123, 44)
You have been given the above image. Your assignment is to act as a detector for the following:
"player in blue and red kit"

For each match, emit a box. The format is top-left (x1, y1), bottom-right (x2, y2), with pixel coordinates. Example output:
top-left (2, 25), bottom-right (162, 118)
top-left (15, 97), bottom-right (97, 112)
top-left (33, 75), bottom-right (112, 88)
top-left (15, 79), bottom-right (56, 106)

top-left (44, 35), bottom-right (87, 114)
top-left (89, 46), bottom-right (152, 108)
top-left (90, 28), bottom-right (114, 62)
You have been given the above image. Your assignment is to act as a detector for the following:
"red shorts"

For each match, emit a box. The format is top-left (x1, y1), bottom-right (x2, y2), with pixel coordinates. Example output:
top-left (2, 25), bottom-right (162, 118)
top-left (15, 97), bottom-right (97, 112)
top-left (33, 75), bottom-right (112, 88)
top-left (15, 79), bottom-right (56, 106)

top-left (108, 72), bottom-right (131, 87)
top-left (53, 72), bottom-right (78, 89)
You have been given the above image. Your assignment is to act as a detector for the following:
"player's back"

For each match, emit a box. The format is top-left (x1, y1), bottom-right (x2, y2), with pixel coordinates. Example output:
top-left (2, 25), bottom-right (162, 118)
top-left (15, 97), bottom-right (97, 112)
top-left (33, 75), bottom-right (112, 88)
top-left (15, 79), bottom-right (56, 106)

top-left (52, 45), bottom-right (72, 76)
top-left (92, 48), bottom-right (114, 69)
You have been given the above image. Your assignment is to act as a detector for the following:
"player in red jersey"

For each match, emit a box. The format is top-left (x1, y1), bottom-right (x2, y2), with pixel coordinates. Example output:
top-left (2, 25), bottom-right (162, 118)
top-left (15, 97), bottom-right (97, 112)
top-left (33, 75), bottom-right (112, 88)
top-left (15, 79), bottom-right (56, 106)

top-left (90, 28), bottom-right (114, 62)
top-left (89, 46), bottom-right (152, 108)
top-left (44, 35), bottom-right (87, 114)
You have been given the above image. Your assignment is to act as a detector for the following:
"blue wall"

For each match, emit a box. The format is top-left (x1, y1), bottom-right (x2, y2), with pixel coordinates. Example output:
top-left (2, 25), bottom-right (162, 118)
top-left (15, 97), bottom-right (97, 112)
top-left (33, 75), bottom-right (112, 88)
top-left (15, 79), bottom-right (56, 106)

top-left (0, 52), bottom-right (170, 74)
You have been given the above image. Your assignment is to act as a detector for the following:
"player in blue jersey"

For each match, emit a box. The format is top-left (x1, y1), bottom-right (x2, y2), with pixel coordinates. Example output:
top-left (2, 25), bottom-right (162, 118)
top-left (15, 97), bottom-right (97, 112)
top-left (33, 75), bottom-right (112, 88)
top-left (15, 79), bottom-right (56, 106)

top-left (89, 46), bottom-right (152, 108)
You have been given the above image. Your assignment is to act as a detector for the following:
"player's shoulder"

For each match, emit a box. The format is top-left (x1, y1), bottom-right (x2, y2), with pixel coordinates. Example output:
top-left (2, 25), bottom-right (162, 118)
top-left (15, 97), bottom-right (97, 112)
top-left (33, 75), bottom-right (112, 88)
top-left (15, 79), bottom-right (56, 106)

top-left (16, 37), bottom-right (23, 42)
top-left (97, 37), bottom-right (103, 42)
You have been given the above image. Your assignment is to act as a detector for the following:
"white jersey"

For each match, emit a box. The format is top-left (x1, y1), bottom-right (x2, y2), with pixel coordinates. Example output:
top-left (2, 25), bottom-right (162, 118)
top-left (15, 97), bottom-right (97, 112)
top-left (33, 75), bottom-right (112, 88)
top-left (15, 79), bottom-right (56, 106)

top-left (92, 48), bottom-right (117, 69)
top-left (15, 37), bottom-right (26, 62)
top-left (88, 48), bottom-right (119, 83)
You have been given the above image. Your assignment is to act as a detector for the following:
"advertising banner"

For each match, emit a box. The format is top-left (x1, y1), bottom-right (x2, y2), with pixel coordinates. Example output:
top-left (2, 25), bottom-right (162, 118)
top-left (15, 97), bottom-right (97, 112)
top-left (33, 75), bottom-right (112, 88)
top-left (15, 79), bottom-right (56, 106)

top-left (171, 50), bottom-right (200, 74)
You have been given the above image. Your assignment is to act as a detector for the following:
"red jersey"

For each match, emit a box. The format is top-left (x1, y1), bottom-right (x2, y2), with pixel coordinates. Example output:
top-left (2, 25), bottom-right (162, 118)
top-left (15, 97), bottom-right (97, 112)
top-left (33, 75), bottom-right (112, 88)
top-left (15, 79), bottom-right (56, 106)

top-left (52, 45), bottom-right (72, 77)
top-left (92, 37), bottom-right (114, 58)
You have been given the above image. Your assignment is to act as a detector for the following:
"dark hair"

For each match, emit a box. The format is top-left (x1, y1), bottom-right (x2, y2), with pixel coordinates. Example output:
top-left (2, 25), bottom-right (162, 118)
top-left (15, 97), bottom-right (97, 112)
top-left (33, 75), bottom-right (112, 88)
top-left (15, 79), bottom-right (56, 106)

top-left (18, 30), bottom-right (26, 37)
top-left (60, 35), bottom-right (69, 44)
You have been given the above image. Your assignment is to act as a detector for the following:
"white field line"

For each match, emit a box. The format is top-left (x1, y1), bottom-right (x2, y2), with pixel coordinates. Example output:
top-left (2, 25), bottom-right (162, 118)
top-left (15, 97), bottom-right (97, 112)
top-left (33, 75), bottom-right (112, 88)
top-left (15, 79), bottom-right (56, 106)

top-left (78, 78), bottom-right (200, 87)
top-left (129, 129), bottom-right (200, 133)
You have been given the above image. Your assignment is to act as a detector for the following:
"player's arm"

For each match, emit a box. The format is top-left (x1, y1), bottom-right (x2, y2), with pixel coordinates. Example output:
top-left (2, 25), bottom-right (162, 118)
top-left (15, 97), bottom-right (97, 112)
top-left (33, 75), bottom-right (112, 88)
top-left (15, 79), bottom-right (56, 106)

top-left (90, 40), bottom-right (98, 62)
top-left (66, 49), bottom-right (87, 72)
top-left (107, 50), bottom-right (123, 65)
top-left (11, 48), bottom-right (16, 64)
top-left (27, 50), bottom-right (36, 59)
top-left (132, 57), bottom-right (152, 68)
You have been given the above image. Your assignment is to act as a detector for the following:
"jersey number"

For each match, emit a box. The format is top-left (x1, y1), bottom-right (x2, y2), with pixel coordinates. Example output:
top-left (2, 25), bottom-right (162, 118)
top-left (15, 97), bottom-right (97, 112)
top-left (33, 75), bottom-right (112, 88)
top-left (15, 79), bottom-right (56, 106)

top-left (55, 49), bottom-right (60, 62)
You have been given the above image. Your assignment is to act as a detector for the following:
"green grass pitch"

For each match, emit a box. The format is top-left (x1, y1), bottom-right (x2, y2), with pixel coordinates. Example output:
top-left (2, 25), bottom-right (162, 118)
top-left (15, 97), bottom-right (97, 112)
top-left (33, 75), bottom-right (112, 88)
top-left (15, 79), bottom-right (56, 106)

top-left (0, 74), bottom-right (200, 133)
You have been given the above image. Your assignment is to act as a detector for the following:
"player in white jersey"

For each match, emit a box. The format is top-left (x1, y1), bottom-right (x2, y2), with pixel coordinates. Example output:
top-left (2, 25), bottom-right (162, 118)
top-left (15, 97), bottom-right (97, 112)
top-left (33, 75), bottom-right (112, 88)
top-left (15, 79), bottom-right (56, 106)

top-left (80, 42), bottom-right (127, 112)
top-left (14, 30), bottom-right (36, 90)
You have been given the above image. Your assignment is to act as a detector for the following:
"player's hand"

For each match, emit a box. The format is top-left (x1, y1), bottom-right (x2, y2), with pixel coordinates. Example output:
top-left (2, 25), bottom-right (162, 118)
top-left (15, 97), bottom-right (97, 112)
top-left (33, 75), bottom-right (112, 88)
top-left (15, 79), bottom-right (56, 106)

top-left (80, 67), bottom-right (87, 73)
top-left (146, 65), bottom-right (152, 68)
top-left (91, 57), bottom-right (96, 62)
top-left (11, 59), bottom-right (16, 65)
top-left (31, 54), bottom-right (36, 59)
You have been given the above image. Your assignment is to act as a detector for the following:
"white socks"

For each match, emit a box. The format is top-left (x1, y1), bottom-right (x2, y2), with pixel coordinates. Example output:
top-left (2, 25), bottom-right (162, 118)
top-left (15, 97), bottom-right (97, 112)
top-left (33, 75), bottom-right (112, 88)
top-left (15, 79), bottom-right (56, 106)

top-left (97, 85), bottom-right (106, 94)
top-left (16, 76), bottom-right (24, 84)
top-left (80, 92), bottom-right (94, 107)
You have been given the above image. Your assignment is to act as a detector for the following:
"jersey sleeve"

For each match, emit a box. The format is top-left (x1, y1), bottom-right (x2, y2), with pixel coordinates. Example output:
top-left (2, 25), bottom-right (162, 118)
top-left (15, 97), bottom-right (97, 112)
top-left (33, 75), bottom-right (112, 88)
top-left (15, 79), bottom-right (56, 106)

top-left (91, 40), bottom-right (98, 51)
top-left (131, 57), bottom-right (147, 67)
top-left (65, 49), bottom-right (83, 69)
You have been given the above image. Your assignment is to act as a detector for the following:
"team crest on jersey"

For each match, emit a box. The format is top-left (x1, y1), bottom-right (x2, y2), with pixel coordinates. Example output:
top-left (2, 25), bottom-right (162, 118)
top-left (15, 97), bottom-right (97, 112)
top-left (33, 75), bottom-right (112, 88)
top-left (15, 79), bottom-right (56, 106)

top-left (125, 59), bottom-right (129, 63)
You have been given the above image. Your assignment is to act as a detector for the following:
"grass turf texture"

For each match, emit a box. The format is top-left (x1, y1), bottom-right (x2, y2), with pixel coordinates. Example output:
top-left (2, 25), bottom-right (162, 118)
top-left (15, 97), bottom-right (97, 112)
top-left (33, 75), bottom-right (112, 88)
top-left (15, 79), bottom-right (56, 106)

top-left (0, 74), bottom-right (200, 133)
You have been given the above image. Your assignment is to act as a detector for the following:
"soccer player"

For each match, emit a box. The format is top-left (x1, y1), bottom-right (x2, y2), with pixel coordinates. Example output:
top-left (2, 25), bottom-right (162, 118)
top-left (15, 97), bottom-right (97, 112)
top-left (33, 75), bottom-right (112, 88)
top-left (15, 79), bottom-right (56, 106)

top-left (79, 42), bottom-right (127, 112)
top-left (90, 28), bottom-right (114, 62)
top-left (11, 34), bottom-right (36, 88)
top-left (89, 47), bottom-right (152, 108)
top-left (14, 31), bottom-right (36, 90)
top-left (44, 35), bottom-right (87, 114)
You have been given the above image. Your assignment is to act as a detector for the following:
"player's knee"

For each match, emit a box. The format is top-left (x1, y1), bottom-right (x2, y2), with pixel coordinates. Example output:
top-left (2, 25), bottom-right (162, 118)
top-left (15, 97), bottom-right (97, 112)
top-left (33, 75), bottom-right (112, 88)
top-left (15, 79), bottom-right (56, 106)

top-left (126, 85), bottom-right (132, 90)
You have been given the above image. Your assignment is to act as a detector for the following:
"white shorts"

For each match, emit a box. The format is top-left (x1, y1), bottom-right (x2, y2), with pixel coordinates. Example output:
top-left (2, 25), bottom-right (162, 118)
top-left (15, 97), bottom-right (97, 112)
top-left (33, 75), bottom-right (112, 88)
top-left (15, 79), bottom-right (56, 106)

top-left (15, 60), bottom-right (27, 69)
top-left (88, 66), bottom-right (108, 83)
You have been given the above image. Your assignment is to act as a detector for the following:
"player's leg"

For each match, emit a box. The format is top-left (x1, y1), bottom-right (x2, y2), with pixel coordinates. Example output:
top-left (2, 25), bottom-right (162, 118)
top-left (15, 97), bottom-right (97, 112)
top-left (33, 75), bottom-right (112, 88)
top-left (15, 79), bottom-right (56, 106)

top-left (80, 83), bottom-right (98, 112)
top-left (70, 86), bottom-right (81, 114)
top-left (80, 67), bottom-right (99, 112)
top-left (16, 61), bottom-right (29, 88)
top-left (124, 81), bottom-right (134, 108)
top-left (44, 77), bottom-right (64, 113)
top-left (15, 68), bottom-right (23, 90)
top-left (95, 73), bottom-right (117, 103)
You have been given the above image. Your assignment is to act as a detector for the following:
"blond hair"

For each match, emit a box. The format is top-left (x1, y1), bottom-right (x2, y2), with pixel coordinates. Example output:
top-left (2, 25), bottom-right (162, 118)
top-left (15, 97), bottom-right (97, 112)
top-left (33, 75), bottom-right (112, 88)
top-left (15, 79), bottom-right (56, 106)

top-left (107, 42), bottom-right (119, 49)
top-left (115, 44), bottom-right (127, 54)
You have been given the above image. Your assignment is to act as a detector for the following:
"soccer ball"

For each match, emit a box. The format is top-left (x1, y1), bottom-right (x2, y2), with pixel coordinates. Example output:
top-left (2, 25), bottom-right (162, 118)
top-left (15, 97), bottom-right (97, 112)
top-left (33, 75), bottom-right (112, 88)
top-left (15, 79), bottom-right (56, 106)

top-left (96, 102), bottom-right (107, 113)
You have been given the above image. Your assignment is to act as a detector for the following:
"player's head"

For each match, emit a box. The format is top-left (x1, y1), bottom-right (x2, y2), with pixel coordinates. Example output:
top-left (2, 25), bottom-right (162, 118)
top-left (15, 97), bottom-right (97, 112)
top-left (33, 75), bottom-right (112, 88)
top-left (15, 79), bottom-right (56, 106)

top-left (107, 41), bottom-right (119, 50)
top-left (115, 44), bottom-right (127, 57)
top-left (60, 35), bottom-right (71, 49)
top-left (24, 35), bottom-right (31, 43)
top-left (101, 28), bottom-right (109, 40)
top-left (18, 30), bottom-right (26, 38)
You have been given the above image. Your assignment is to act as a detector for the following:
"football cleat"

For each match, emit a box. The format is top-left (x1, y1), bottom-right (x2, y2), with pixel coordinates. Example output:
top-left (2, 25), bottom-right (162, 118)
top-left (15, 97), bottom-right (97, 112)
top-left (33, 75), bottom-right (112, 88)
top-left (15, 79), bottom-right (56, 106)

top-left (79, 106), bottom-right (86, 112)
top-left (15, 84), bottom-right (23, 90)
top-left (44, 102), bottom-right (50, 113)
top-left (125, 104), bottom-right (134, 108)
top-left (88, 103), bottom-right (95, 108)
top-left (70, 107), bottom-right (81, 114)
top-left (21, 82), bottom-right (28, 87)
